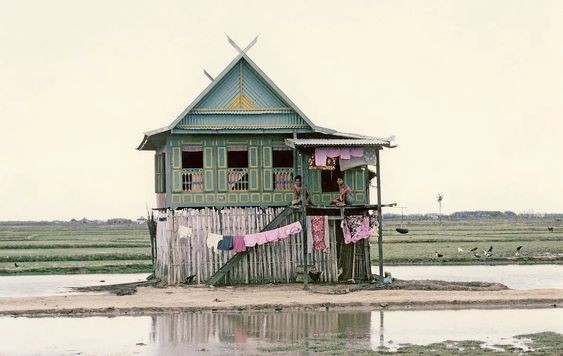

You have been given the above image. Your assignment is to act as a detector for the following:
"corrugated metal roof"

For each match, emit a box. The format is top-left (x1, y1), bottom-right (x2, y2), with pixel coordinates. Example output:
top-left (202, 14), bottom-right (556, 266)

top-left (285, 138), bottom-right (395, 148)
top-left (179, 112), bottom-right (308, 129)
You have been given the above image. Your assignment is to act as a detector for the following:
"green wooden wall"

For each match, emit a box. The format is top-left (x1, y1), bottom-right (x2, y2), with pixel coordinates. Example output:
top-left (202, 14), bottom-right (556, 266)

top-left (159, 134), bottom-right (369, 208)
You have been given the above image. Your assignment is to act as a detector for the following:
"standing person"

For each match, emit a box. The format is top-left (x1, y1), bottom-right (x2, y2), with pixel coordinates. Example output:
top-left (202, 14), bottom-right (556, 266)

top-left (332, 177), bottom-right (354, 206)
top-left (291, 175), bottom-right (312, 206)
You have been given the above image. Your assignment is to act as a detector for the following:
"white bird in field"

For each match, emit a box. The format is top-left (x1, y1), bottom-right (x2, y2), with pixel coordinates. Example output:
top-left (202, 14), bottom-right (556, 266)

top-left (457, 248), bottom-right (464, 252)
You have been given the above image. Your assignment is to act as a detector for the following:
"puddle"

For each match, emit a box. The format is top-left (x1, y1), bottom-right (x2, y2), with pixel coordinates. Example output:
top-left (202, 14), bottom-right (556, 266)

top-left (0, 308), bottom-right (561, 354)
top-left (373, 264), bottom-right (563, 289)
top-left (0, 273), bottom-right (150, 298)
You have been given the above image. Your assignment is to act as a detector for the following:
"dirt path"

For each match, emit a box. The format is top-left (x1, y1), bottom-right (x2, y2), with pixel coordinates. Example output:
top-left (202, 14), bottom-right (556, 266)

top-left (1, 284), bottom-right (561, 316)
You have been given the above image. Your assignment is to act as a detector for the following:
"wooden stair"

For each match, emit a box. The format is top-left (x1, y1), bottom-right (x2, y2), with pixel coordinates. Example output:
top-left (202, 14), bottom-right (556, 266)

top-left (206, 206), bottom-right (298, 286)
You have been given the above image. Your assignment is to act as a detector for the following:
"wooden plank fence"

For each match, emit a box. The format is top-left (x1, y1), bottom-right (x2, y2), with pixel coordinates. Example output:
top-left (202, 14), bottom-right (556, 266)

top-left (155, 207), bottom-right (346, 285)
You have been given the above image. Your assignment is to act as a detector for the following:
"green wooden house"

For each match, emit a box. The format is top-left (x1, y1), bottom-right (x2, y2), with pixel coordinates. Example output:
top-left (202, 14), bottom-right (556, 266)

top-left (138, 48), bottom-right (395, 285)
top-left (138, 51), bottom-right (392, 209)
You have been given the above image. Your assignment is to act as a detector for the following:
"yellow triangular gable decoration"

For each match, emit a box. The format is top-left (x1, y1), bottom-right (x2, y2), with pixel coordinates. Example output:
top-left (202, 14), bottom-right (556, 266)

top-left (226, 92), bottom-right (257, 109)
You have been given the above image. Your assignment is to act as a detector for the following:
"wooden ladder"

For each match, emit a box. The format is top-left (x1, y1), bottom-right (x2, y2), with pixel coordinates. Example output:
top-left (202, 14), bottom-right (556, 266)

top-left (206, 206), bottom-right (298, 286)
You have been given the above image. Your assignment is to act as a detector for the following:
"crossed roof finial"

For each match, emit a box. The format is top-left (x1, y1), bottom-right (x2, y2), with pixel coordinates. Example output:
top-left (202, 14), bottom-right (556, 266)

top-left (226, 34), bottom-right (258, 54)
top-left (203, 35), bottom-right (259, 82)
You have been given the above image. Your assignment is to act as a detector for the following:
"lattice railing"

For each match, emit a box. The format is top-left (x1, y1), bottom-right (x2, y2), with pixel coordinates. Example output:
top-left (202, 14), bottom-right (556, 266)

top-left (182, 169), bottom-right (204, 191)
top-left (273, 168), bottom-right (294, 190)
top-left (228, 168), bottom-right (248, 191)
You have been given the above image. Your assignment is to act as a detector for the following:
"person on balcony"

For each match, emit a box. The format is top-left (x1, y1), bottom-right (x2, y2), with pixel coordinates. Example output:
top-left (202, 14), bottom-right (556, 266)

top-left (332, 177), bottom-right (354, 206)
top-left (291, 175), bottom-right (312, 206)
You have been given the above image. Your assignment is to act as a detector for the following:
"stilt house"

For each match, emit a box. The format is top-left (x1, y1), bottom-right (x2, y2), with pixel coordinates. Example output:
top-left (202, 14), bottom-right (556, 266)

top-left (138, 43), bottom-right (395, 285)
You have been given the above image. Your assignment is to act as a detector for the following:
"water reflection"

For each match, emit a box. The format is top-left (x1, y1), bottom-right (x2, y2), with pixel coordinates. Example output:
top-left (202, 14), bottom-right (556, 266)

top-left (1, 308), bottom-right (561, 355)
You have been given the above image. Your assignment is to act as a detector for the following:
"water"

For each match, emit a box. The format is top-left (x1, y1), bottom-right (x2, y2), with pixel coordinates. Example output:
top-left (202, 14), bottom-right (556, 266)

top-left (0, 264), bottom-right (560, 299)
top-left (0, 308), bottom-right (561, 354)
top-left (372, 264), bottom-right (563, 289)
top-left (0, 273), bottom-right (151, 298)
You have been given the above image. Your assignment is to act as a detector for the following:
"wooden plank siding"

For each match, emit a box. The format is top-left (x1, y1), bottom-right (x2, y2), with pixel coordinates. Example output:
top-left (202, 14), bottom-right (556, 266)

top-left (153, 207), bottom-right (371, 285)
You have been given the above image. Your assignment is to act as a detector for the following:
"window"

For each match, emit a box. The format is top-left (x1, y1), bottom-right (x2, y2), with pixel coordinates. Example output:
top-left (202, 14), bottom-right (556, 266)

top-left (272, 148), bottom-right (294, 190)
top-left (181, 148), bottom-right (203, 192)
top-left (272, 149), bottom-right (293, 167)
top-left (321, 159), bottom-right (341, 192)
top-left (227, 150), bottom-right (248, 168)
top-left (182, 151), bottom-right (203, 169)
top-left (227, 148), bottom-right (248, 190)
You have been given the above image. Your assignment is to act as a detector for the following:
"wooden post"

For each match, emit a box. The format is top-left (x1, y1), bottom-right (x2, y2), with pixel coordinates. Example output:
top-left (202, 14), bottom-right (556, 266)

top-left (375, 148), bottom-right (384, 283)
top-left (301, 152), bottom-right (309, 290)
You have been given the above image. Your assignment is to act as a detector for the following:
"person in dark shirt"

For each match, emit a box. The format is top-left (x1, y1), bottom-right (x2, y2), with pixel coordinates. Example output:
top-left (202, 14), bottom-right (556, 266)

top-left (291, 175), bottom-right (312, 206)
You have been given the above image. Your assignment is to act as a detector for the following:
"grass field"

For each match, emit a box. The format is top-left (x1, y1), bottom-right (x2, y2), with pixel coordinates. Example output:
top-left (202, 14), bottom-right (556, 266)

top-left (0, 217), bottom-right (561, 275)
top-left (372, 217), bottom-right (563, 265)
top-left (0, 224), bottom-right (152, 275)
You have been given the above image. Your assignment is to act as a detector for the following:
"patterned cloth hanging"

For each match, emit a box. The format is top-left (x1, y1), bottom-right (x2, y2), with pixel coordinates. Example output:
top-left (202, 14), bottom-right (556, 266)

top-left (310, 216), bottom-right (327, 251)
top-left (342, 215), bottom-right (377, 244)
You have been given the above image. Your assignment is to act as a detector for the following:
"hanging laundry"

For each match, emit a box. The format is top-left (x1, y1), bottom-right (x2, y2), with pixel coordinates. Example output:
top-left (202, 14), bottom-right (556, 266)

top-left (306, 217), bottom-right (313, 254)
top-left (178, 226), bottom-right (192, 239)
top-left (307, 155), bottom-right (336, 170)
top-left (232, 236), bottom-right (246, 252)
top-left (244, 232), bottom-right (268, 247)
top-left (342, 216), bottom-right (375, 244)
top-left (364, 147), bottom-right (377, 165)
top-left (280, 221), bottom-right (303, 237)
top-left (340, 156), bottom-right (367, 171)
top-left (315, 147), bottom-right (364, 163)
top-left (217, 236), bottom-right (233, 251)
top-left (310, 216), bottom-right (327, 251)
top-left (207, 233), bottom-right (223, 252)
top-left (324, 216), bottom-right (330, 251)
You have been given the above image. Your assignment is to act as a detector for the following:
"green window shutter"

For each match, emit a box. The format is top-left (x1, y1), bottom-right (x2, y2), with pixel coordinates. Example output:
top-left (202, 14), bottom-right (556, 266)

top-left (204, 147), bottom-right (213, 169)
top-left (310, 170), bottom-right (320, 193)
top-left (217, 147), bottom-right (227, 191)
top-left (172, 147), bottom-right (182, 169)
top-left (154, 153), bottom-right (166, 193)
top-left (203, 147), bottom-right (214, 192)
top-left (262, 147), bottom-right (272, 168)
top-left (263, 169), bottom-right (273, 191)
top-left (355, 169), bottom-right (365, 192)
top-left (204, 171), bottom-right (214, 192)
top-left (217, 147), bottom-right (227, 168)
top-left (249, 147), bottom-right (258, 168)
top-left (262, 146), bottom-right (273, 191)
top-left (172, 170), bottom-right (182, 192)
top-left (249, 147), bottom-right (259, 191)
top-left (249, 169), bottom-right (259, 191)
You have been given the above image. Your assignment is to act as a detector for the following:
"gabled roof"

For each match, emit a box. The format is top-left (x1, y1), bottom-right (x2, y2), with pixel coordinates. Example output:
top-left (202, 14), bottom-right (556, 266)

top-left (138, 50), bottom-right (396, 151)
top-left (168, 53), bottom-right (321, 132)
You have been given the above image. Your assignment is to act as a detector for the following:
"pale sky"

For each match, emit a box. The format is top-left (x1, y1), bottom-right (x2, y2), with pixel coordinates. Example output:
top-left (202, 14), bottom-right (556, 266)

top-left (1, 1), bottom-right (561, 220)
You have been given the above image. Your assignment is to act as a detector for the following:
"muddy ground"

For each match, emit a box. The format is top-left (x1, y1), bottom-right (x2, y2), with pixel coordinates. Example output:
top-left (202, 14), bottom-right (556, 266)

top-left (0, 279), bottom-right (560, 316)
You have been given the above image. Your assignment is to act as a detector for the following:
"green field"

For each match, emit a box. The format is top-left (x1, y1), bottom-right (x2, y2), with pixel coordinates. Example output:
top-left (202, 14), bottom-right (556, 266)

top-left (0, 217), bottom-right (561, 275)
top-left (0, 224), bottom-right (152, 275)
top-left (372, 217), bottom-right (563, 265)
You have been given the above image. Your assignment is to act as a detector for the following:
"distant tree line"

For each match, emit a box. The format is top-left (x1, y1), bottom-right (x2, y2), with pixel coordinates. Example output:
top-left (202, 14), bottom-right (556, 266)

top-left (383, 210), bottom-right (563, 221)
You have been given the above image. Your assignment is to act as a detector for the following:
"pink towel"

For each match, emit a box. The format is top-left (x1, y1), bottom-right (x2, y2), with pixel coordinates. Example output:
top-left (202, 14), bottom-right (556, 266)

top-left (233, 236), bottom-right (246, 252)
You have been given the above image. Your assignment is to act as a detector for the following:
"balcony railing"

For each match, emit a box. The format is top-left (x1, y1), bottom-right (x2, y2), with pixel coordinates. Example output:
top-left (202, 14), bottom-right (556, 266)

top-left (182, 169), bottom-right (203, 192)
top-left (228, 168), bottom-right (248, 191)
top-left (273, 168), bottom-right (294, 190)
